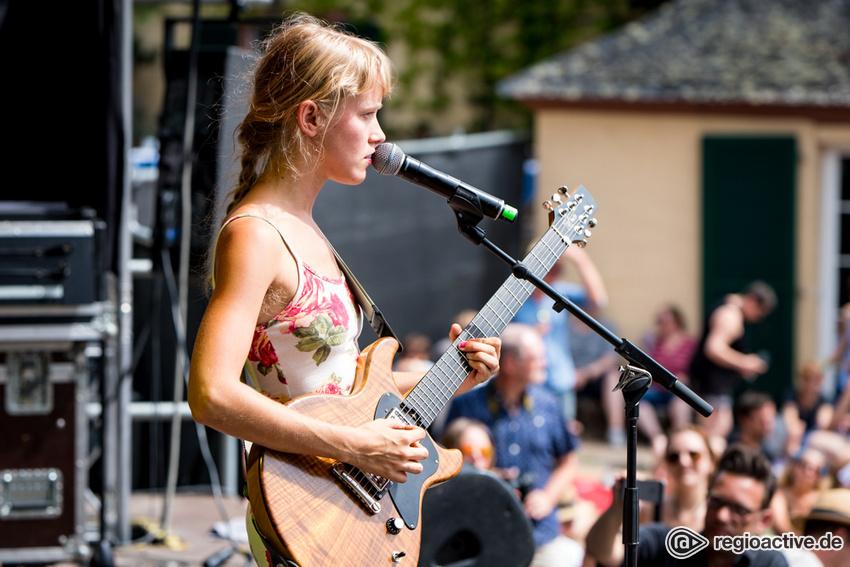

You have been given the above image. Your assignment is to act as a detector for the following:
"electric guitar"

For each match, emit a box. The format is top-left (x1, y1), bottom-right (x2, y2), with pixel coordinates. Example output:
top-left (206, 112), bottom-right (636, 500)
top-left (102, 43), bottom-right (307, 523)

top-left (246, 186), bottom-right (599, 566)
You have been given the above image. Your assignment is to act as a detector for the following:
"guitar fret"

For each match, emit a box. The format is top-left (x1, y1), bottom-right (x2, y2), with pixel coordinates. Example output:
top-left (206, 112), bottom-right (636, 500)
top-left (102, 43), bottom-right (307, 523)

top-left (472, 316), bottom-right (498, 338)
top-left (464, 322), bottom-right (485, 340)
top-left (414, 380), bottom-right (443, 423)
top-left (406, 360), bottom-right (463, 426)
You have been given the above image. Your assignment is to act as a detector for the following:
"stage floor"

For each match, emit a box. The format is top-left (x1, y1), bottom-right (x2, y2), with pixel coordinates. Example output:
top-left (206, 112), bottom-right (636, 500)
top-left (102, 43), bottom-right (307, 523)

top-left (42, 439), bottom-right (650, 567)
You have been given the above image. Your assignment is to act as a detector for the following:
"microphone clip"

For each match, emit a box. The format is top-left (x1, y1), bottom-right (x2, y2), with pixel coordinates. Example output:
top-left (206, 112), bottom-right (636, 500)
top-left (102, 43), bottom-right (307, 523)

top-left (455, 209), bottom-right (487, 245)
top-left (450, 186), bottom-right (487, 226)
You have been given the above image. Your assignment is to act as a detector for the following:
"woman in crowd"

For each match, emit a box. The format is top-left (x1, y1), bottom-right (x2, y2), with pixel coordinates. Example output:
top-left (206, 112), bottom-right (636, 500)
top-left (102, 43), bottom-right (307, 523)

top-left (770, 446), bottom-right (831, 534)
top-left (642, 424), bottom-right (716, 532)
top-left (441, 417), bottom-right (497, 472)
top-left (782, 360), bottom-right (833, 457)
top-left (640, 305), bottom-right (698, 457)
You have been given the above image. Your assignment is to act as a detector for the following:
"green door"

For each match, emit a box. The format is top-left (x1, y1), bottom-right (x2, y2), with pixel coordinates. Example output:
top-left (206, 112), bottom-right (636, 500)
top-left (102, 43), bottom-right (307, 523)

top-left (701, 136), bottom-right (796, 402)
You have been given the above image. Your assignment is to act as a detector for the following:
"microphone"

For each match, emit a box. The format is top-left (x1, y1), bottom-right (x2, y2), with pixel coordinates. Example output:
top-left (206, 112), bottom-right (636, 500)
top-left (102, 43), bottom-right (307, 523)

top-left (371, 142), bottom-right (518, 223)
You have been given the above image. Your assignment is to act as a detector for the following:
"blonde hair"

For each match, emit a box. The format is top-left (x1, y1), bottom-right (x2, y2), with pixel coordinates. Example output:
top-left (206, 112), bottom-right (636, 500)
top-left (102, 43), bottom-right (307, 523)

top-left (225, 13), bottom-right (393, 215)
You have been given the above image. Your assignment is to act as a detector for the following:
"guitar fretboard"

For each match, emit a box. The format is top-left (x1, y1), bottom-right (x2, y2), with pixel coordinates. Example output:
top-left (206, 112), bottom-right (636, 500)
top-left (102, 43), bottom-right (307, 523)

top-left (399, 186), bottom-right (596, 428)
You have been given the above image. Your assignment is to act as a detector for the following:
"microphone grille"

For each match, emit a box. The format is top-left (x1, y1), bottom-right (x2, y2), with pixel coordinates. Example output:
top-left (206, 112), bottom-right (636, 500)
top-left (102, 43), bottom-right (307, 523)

top-left (371, 143), bottom-right (405, 176)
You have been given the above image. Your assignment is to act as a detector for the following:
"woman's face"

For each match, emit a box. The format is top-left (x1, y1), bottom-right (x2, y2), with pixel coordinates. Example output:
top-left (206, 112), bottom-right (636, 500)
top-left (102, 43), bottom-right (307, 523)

top-left (318, 85), bottom-right (386, 185)
top-left (664, 430), bottom-right (714, 486)
top-left (655, 308), bottom-right (678, 337)
top-left (791, 449), bottom-right (826, 489)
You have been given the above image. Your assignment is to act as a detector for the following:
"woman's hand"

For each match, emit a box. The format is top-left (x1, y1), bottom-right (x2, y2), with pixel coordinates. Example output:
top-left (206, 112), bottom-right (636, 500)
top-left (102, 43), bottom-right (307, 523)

top-left (450, 323), bottom-right (501, 396)
top-left (345, 418), bottom-right (429, 483)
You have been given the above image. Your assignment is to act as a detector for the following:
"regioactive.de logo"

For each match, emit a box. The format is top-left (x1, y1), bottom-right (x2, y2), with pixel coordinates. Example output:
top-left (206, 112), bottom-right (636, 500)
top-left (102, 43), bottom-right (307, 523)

top-left (665, 526), bottom-right (710, 559)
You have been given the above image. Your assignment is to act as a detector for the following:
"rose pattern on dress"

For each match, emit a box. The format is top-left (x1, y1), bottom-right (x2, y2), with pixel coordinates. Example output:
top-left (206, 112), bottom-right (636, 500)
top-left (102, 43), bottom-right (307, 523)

top-left (248, 329), bottom-right (286, 383)
top-left (315, 372), bottom-right (350, 395)
top-left (248, 261), bottom-right (359, 401)
top-left (271, 269), bottom-right (350, 334)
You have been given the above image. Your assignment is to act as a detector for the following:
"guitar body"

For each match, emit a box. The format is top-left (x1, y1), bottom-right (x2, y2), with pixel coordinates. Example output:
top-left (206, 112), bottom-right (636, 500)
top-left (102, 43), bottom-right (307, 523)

top-left (246, 185), bottom-right (599, 566)
top-left (247, 337), bottom-right (463, 566)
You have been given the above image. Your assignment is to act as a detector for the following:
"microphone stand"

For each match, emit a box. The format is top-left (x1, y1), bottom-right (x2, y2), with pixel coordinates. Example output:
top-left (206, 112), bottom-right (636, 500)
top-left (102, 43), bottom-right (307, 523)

top-left (447, 202), bottom-right (713, 567)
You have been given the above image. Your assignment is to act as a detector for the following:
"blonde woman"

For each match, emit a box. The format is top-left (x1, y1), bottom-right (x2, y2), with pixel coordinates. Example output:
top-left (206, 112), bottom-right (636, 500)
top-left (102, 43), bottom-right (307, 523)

top-left (642, 424), bottom-right (717, 532)
top-left (186, 14), bottom-right (500, 566)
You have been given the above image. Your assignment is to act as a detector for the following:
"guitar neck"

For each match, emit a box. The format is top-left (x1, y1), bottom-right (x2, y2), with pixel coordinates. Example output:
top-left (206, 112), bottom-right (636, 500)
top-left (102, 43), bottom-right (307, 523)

top-left (400, 186), bottom-right (596, 429)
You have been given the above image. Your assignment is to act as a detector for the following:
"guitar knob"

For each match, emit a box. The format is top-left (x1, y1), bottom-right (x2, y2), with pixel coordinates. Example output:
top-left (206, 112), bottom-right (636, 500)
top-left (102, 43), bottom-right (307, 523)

top-left (387, 517), bottom-right (404, 535)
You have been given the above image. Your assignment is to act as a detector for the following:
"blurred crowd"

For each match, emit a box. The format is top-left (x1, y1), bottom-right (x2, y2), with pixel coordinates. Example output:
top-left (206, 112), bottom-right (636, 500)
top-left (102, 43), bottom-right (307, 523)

top-left (393, 251), bottom-right (850, 567)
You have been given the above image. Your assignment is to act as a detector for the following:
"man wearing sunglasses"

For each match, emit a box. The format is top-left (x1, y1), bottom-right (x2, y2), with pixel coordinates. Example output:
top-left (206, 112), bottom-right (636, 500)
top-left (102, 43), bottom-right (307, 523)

top-left (586, 444), bottom-right (788, 566)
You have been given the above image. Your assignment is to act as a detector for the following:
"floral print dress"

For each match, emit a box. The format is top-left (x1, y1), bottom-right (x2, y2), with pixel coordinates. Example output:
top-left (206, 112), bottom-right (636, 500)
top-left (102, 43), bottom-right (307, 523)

top-left (215, 214), bottom-right (362, 403)
top-left (215, 214), bottom-right (363, 567)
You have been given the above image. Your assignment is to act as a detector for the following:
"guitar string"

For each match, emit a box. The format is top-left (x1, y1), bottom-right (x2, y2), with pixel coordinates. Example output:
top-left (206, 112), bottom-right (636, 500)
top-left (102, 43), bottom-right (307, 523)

top-left (402, 205), bottom-right (583, 428)
top-left (342, 192), bottom-right (591, 494)
top-left (408, 251), bottom-right (557, 423)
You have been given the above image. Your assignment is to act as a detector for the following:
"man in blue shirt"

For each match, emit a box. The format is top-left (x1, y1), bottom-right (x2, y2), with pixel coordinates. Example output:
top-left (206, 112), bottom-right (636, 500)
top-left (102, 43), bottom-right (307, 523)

top-left (446, 323), bottom-right (583, 567)
top-left (513, 245), bottom-right (607, 423)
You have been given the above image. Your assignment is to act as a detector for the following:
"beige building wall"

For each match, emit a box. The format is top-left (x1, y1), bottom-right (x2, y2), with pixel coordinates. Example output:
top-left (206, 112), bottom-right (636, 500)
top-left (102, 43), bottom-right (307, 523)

top-left (528, 108), bottom-right (850, 372)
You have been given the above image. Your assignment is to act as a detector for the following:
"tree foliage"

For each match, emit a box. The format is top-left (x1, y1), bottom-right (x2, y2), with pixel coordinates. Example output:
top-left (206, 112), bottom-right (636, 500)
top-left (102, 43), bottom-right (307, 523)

top-left (280, 0), bottom-right (669, 137)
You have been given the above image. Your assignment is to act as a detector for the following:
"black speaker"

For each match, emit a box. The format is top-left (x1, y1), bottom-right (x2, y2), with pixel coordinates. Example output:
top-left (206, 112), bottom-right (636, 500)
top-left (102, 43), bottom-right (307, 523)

top-left (418, 464), bottom-right (535, 567)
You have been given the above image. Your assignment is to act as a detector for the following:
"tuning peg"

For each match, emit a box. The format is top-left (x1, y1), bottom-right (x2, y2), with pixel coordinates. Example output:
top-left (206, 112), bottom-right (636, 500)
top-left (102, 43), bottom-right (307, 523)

top-left (550, 193), bottom-right (563, 204)
top-left (543, 200), bottom-right (554, 211)
top-left (574, 240), bottom-right (587, 248)
top-left (558, 186), bottom-right (569, 196)
top-left (589, 218), bottom-right (598, 228)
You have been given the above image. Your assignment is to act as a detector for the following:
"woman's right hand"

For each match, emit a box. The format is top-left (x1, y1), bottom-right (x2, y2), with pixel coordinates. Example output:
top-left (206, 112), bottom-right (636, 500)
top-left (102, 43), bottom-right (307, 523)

top-left (345, 418), bottom-right (430, 483)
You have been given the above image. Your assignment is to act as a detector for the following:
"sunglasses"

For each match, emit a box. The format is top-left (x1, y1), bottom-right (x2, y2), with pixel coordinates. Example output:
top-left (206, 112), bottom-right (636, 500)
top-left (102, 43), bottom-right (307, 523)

top-left (665, 450), bottom-right (703, 465)
top-left (460, 444), bottom-right (493, 458)
top-left (706, 495), bottom-right (756, 520)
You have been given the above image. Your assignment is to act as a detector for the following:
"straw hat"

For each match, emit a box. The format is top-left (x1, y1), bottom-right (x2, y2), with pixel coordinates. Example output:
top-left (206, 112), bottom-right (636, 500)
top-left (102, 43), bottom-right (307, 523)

top-left (793, 488), bottom-right (850, 531)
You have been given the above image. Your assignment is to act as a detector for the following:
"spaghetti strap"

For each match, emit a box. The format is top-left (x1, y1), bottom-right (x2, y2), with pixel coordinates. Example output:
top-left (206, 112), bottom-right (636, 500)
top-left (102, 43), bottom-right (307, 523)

top-left (211, 213), bottom-right (304, 294)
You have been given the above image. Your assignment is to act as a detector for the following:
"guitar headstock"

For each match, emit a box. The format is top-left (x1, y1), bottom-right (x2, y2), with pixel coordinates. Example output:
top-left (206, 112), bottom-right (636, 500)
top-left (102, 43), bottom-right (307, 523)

top-left (542, 185), bottom-right (598, 248)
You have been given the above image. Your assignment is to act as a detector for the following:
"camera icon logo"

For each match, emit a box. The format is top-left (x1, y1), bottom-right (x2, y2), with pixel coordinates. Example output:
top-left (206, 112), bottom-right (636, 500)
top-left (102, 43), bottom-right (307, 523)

top-left (665, 526), bottom-right (710, 559)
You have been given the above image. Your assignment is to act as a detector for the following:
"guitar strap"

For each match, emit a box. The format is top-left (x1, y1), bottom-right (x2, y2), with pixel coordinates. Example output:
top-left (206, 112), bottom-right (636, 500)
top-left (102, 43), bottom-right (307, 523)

top-left (324, 238), bottom-right (402, 350)
top-left (252, 518), bottom-right (300, 567)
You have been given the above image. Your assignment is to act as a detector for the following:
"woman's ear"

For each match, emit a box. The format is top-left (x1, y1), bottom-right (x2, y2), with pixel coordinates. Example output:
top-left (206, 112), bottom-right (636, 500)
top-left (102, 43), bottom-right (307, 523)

top-left (297, 100), bottom-right (322, 137)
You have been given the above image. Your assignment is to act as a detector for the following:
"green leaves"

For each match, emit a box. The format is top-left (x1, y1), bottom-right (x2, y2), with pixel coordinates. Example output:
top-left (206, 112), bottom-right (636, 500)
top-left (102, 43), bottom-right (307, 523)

top-left (293, 314), bottom-right (348, 365)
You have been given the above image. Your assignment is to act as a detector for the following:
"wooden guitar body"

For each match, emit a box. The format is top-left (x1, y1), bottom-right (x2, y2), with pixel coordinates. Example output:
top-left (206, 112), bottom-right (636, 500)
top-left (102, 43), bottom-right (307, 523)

top-left (247, 338), bottom-right (462, 566)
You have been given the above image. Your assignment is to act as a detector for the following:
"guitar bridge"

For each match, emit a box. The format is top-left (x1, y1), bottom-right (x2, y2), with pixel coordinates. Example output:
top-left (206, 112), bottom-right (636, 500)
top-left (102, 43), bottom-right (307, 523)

top-left (331, 462), bottom-right (390, 515)
top-left (329, 403), bottom-right (413, 515)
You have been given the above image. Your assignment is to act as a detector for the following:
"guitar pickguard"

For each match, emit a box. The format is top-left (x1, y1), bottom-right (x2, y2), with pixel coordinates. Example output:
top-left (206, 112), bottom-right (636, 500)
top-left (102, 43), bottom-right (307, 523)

top-left (375, 392), bottom-right (440, 530)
